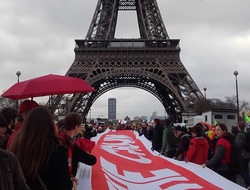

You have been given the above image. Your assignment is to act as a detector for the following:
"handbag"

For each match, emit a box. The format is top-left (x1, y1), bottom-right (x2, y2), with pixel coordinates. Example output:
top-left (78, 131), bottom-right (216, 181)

top-left (38, 175), bottom-right (48, 190)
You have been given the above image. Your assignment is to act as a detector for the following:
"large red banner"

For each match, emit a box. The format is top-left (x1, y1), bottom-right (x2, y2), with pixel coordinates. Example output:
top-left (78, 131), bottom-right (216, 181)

top-left (76, 130), bottom-right (245, 190)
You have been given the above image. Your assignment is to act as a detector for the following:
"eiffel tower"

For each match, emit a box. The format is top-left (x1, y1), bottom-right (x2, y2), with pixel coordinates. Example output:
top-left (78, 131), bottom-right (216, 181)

top-left (55, 0), bottom-right (204, 121)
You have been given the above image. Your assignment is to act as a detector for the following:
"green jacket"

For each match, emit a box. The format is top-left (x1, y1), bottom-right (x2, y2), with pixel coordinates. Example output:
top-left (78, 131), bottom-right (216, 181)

top-left (161, 125), bottom-right (177, 153)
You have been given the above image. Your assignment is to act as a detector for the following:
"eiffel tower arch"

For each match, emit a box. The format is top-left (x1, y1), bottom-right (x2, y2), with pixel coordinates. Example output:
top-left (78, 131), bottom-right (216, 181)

top-left (54, 0), bottom-right (204, 121)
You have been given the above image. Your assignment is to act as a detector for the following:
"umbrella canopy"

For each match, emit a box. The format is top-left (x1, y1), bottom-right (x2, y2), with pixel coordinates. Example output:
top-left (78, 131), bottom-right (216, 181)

top-left (1, 74), bottom-right (95, 100)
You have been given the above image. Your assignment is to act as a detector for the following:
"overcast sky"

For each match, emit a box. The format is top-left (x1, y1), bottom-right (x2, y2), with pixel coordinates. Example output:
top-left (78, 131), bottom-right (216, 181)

top-left (1, 0), bottom-right (250, 120)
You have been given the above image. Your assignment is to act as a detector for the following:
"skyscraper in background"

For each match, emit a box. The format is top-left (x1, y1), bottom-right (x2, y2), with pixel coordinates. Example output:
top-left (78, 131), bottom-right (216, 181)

top-left (108, 98), bottom-right (116, 120)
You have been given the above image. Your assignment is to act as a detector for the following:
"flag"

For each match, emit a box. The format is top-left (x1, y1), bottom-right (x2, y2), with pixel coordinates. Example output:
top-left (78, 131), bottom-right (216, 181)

top-left (76, 130), bottom-right (244, 190)
top-left (213, 119), bottom-right (218, 126)
top-left (74, 138), bottom-right (95, 153)
top-left (244, 113), bottom-right (250, 123)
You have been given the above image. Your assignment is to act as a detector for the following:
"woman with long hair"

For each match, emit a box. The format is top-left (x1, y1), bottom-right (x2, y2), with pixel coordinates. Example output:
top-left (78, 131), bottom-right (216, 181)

top-left (10, 106), bottom-right (73, 190)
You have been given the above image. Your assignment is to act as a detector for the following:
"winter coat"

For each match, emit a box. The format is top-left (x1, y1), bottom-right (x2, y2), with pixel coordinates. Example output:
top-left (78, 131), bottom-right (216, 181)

top-left (27, 145), bottom-right (73, 190)
top-left (236, 131), bottom-right (250, 158)
top-left (205, 134), bottom-right (231, 172)
top-left (7, 122), bottom-right (22, 150)
top-left (144, 127), bottom-right (153, 141)
top-left (0, 149), bottom-right (30, 190)
top-left (174, 133), bottom-right (191, 160)
top-left (58, 131), bottom-right (97, 176)
top-left (152, 125), bottom-right (164, 152)
top-left (186, 137), bottom-right (209, 165)
top-left (161, 126), bottom-right (178, 153)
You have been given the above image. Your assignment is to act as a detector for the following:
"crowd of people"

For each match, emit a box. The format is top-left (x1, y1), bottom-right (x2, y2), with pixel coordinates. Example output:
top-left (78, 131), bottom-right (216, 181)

top-left (136, 118), bottom-right (250, 189)
top-left (1, 100), bottom-right (250, 189)
top-left (0, 100), bottom-right (97, 190)
top-left (108, 116), bottom-right (250, 188)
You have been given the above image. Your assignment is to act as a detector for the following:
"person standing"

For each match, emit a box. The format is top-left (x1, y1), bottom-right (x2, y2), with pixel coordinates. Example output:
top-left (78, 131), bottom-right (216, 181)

top-left (0, 149), bottom-right (30, 190)
top-left (186, 125), bottom-right (209, 165)
top-left (0, 108), bottom-right (17, 149)
top-left (202, 123), bottom-right (236, 183)
top-left (140, 121), bottom-right (148, 137)
top-left (144, 123), bottom-right (153, 141)
top-left (10, 106), bottom-right (73, 190)
top-left (195, 122), bottom-right (214, 159)
top-left (7, 100), bottom-right (39, 149)
top-left (58, 113), bottom-right (97, 177)
top-left (0, 115), bottom-right (8, 149)
top-left (151, 118), bottom-right (164, 152)
top-left (236, 121), bottom-right (250, 188)
top-left (173, 125), bottom-right (191, 161)
top-left (160, 119), bottom-right (178, 158)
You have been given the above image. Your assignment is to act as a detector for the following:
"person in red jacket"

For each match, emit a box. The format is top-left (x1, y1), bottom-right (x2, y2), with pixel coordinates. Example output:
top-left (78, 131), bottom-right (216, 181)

top-left (7, 100), bottom-right (39, 149)
top-left (202, 123), bottom-right (236, 183)
top-left (186, 125), bottom-right (209, 165)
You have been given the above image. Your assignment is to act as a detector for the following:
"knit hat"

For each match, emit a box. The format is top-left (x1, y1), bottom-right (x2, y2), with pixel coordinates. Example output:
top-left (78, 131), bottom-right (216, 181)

top-left (0, 115), bottom-right (8, 128)
top-left (238, 121), bottom-right (246, 131)
top-left (18, 100), bottom-right (39, 115)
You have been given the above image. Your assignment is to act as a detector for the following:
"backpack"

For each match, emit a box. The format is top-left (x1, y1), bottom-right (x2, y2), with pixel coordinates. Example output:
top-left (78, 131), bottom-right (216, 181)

top-left (223, 135), bottom-right (243, 175)
top-left (244, 131), bottom-right (250, 152)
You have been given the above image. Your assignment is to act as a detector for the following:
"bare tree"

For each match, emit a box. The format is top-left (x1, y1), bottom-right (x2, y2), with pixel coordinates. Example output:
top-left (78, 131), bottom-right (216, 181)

top-left (0, 97), bottom-right (16, 110)
top-left (194, 99), bottom-right (211, 115)
top-left (225, 95), bottom-right (249, 111)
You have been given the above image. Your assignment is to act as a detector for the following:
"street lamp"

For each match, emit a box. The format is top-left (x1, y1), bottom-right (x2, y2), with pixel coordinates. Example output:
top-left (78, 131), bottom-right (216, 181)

top-left (203, 87), bottom-right (207, 99)
top-left (16, 71), bottom-right (21, 110)
top-left (16, 71), bottom-right (21, 83)
top-left (234, 71), bottom-right (239, 123)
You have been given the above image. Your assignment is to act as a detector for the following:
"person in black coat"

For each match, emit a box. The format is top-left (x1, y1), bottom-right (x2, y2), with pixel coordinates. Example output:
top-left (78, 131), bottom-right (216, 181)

top-left (173, 125), bottom-right (191, 161)
top-left (151, 118), bottom-right (164, 152)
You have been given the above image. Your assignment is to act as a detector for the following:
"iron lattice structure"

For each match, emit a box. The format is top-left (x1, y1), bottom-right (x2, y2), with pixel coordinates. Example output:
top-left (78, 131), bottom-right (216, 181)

top-left (53, 0), bottom-right (204, 121)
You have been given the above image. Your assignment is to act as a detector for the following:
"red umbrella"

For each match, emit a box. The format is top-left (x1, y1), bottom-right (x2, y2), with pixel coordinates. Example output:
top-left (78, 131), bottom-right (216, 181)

top-left (1, 74), bottom-right (95, 100)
